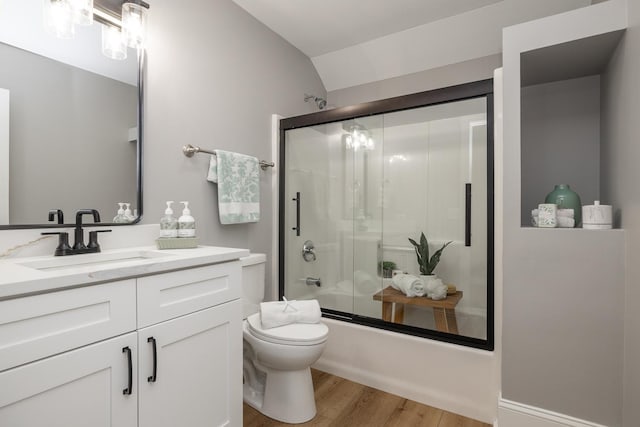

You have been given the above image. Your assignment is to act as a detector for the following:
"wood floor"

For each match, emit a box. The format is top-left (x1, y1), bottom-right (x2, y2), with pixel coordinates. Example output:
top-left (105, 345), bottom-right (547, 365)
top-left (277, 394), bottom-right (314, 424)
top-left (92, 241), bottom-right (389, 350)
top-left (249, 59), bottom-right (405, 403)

top-left (243, 369), bottom-right (490, 427)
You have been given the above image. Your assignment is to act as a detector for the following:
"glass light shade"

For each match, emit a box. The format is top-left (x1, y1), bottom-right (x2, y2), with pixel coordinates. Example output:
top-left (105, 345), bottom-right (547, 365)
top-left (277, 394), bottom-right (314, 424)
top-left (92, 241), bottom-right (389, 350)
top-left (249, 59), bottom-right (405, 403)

top-left (70, 0), bottom-right (93, 26)
top-left (43, 0), bottom-right (75, 39)
top-left (102, 25), bottom-right (127, 60)
top-left (122, 2), bottom-right (147, 49)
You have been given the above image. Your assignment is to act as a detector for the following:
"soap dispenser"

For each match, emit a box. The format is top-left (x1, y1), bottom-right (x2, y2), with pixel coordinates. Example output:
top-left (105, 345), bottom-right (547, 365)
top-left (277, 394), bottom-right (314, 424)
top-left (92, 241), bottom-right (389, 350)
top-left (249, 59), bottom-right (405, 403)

top-left (178, 201), bottom-right (196, 238)
top-left (160, 201), bottom-right (178, 238)
top-left (123, 203), bottom-right (134, 222)
top-left (113, 203), bottom-right (127, 223)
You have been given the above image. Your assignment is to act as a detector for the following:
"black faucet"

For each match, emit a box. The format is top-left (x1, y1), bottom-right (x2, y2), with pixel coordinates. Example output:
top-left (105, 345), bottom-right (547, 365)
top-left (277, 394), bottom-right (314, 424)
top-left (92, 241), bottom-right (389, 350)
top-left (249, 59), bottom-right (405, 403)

top-left (42, 209), bottom-right (111, 256)
top-left (48, 209), bottom-right (64, 224)
top-left (73, 209), bottom-right (101, 250)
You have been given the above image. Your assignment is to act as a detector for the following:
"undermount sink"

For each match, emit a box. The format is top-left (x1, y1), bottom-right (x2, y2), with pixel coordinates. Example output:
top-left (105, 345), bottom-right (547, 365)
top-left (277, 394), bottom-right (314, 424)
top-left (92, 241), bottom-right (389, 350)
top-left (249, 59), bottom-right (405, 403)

top-left (18, 250), bottom-right (172, 272)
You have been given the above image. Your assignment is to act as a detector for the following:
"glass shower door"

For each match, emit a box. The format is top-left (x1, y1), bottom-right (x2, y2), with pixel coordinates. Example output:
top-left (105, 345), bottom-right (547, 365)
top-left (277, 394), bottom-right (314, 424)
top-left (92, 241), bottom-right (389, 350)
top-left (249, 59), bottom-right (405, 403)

top-left (282, 115), bottom-right (385, 319)
top-left (280, 79), bottom-right (494, 349)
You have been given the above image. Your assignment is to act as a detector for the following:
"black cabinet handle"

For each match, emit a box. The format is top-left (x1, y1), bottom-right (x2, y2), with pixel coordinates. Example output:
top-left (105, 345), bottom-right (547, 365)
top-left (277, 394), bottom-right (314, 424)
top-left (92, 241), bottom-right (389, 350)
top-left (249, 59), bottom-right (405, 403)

top-left (292, 192), bottom-right (301, 236)
top-left (147, 337), bottom-right (157, 383)
top-left (122, 346), bottom-right (132, 395)
top-left (465, 183), bottom-right (472, 247)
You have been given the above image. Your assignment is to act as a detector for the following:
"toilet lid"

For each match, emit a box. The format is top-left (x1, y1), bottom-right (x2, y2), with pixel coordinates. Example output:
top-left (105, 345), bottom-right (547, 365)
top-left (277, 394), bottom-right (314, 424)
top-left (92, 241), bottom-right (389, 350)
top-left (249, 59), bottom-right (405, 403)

top-left (247, 313), bottom-right (328, 346)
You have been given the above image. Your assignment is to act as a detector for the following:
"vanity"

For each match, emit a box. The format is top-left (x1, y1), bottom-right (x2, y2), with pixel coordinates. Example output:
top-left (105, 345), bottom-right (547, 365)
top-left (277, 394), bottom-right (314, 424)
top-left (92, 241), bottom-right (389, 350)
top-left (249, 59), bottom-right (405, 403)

top-left (0, 245), bottom-right (248, 427)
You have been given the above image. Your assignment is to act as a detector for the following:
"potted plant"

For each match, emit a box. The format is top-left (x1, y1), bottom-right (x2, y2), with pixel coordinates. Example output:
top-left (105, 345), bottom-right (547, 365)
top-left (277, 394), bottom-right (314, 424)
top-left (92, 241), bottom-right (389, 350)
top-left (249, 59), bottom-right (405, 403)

top-left (408, 232), bottom-right (452, 288)
top-left (378, 260), bottom-right (397, 278)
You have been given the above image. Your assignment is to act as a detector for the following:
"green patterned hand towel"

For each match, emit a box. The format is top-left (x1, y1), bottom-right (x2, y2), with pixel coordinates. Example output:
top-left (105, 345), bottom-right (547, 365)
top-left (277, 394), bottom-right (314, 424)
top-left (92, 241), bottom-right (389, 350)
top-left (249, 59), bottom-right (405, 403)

top-left (207, 150), bottom-right (260, 224)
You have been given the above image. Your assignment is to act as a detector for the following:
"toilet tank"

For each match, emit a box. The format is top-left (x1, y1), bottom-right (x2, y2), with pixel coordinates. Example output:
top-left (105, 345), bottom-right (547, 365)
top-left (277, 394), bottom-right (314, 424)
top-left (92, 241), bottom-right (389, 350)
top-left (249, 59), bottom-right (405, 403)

top-left (240, 253), bottom-right (267, 318)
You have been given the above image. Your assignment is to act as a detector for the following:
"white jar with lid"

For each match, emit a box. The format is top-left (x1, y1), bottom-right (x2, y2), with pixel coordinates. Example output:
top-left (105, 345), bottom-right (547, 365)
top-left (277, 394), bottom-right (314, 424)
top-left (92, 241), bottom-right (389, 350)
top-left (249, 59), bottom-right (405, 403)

top-left (582, 201), bottom-right (613, 229)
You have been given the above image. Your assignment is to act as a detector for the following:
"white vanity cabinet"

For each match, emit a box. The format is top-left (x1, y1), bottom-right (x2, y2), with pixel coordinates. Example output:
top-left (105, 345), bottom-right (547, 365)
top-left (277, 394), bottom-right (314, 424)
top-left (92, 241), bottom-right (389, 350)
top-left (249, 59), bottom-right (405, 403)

top-left (0, 252), bottom-right (244, 427)
top-left (0, 332), bottom-right (138, 427)
top-left (136, 262), bottom-right (242, 427)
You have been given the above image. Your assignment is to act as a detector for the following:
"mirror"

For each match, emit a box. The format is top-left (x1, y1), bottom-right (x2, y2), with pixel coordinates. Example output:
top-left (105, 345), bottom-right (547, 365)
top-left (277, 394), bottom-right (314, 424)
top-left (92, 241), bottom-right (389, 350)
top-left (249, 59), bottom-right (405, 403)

top-left (0, 0), bottom-right (143, 228)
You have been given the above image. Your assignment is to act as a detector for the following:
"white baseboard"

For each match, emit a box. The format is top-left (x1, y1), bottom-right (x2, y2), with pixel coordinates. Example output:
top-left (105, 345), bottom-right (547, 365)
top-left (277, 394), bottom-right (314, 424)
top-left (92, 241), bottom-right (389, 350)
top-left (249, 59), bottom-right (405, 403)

top-left (498, 398), bottom-right (607, 427)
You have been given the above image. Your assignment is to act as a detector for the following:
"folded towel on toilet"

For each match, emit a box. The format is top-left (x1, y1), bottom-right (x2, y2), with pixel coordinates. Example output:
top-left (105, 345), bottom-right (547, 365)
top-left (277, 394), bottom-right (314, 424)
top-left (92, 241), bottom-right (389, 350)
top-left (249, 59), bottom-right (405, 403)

top-left (391, 274), bottom-right (425, 297)
top-left (260, 298), bottom-right (321, 329)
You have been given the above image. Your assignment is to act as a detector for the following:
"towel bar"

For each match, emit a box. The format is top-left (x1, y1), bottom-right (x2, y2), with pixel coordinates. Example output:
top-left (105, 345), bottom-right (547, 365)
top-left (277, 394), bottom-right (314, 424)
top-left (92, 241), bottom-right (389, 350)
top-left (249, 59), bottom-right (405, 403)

top-left (182, 144), bottom-right (275, 170)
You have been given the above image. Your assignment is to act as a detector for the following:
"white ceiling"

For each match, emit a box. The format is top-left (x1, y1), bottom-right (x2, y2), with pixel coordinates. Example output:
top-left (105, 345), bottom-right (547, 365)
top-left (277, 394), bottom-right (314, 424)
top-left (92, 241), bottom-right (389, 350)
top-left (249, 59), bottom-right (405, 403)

top-left (232, 0), bottom-right (503, 57)
top-left (232, 0), bottom-right (595, 92)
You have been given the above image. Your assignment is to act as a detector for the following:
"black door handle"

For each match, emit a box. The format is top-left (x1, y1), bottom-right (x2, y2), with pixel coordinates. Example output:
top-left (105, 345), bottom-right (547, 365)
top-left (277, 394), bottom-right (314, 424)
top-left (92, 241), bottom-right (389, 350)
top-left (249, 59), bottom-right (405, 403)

top-left (292, 192), bottom-right (301, 236)
top-left (465, 183), bottom-right (471, 247)
top-left (147, 337), bottom-right (157, 383)
top-left (122, 346), bottom-right (132, 395)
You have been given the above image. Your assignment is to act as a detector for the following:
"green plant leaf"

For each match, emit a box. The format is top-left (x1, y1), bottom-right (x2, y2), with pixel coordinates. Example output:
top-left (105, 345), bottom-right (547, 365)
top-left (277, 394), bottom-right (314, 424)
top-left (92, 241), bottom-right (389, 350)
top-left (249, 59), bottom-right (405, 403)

top-left (419, 233), bottom-right (430, 275)
top-left (428, 241), bottom-right (452, 274)
top-left (408, 237), bottom-right (423, 269)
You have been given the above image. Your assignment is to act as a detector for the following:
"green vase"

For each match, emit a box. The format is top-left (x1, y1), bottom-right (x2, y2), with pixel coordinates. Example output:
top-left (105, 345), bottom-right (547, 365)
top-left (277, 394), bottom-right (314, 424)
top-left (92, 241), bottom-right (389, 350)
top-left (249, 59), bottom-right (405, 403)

top-left (544, 184), bottom-right (582, 227)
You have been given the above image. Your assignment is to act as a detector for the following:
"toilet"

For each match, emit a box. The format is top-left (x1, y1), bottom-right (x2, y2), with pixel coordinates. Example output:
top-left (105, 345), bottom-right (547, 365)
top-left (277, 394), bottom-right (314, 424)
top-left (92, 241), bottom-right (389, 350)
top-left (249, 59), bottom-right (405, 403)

top-left (241, 254), bottom-right (329, 424)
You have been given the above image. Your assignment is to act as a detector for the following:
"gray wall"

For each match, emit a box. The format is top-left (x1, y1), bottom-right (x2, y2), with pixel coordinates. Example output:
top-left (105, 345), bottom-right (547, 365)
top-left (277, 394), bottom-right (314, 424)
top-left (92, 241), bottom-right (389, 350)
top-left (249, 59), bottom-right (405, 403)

top-left (1, 42), bottom-right (137, 224)
top-left (601, 3), bottom-right (640, 426)
top-left (327, 54), bottom-right (501, 107)
top-left (142, 0), bottom-right (326, 293)
top-left (520, 75), bottom-right (601, 226)
top-left (501, 3), bottom-right (627, 425)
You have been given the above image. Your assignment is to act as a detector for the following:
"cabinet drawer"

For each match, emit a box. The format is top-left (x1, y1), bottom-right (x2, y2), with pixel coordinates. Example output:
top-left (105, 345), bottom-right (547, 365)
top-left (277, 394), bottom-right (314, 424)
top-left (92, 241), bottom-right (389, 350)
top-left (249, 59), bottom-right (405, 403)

top-left (137, 262), bottom-right (241, 328)
top-left (0, 280), bottom-right (136, 372)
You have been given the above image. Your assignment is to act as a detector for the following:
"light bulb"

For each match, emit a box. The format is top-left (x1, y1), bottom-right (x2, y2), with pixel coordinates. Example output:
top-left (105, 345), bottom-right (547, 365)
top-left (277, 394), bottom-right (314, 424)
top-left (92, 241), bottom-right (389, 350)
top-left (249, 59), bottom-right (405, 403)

top-left (122, 2), bottom-right (147, 49)
top-left (102, 25), bottom-right (127, 60)
top-left (69, 0), bottom-right (93, 26)
top-left (44, 0), bottom-right (75, 39)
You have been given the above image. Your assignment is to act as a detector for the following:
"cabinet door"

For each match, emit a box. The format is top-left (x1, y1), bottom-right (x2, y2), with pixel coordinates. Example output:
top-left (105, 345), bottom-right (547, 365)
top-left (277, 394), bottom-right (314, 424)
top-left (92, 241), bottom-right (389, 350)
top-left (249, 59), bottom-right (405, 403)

top-left (138, 299), bottom-right (242, 427)
top-left (0, 332), bottom-right (137, 427)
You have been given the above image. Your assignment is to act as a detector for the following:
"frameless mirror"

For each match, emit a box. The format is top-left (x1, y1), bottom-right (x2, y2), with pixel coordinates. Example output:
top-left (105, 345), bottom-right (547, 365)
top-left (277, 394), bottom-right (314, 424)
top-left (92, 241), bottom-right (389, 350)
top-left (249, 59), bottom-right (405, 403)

top-left (0, 0), bottom-right (143, 228)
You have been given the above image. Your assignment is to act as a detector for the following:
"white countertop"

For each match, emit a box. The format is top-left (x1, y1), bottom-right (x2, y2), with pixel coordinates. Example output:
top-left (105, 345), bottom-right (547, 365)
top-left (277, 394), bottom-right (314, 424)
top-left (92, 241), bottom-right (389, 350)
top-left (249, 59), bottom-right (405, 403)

top-left (0, 245), bottom-right (249, 300)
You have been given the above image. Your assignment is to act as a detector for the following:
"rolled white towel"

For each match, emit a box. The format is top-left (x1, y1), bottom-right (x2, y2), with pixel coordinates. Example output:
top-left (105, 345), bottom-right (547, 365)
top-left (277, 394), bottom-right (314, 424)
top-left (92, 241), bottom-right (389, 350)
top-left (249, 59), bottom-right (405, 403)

top-left (391, 274), bottom-right (425, 297)
top-left (557, 209), bottom-right (575, 218)
top-left (557, 216), bottom-right (575, 228)
top-left (260, 298), bottom-right (321, 329)
top-left (423, 276), bottom-right (447, 300)
top-left (354, 270), bottom-right (377, 294)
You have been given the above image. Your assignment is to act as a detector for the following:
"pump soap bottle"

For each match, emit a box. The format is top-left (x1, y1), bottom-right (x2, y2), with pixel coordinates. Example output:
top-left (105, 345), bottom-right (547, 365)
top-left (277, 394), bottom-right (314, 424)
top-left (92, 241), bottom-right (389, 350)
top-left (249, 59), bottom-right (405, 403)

top-left (178, 201), bottom-right (196, 238)
top-left (160, 201), bottom-right (178, 238)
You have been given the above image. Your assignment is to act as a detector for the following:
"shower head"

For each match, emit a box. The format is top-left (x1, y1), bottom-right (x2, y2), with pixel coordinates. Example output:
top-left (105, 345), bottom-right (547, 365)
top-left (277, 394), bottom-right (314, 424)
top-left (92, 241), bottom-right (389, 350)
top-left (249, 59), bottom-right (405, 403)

top-left (304, 93), bottom-right (327, 110)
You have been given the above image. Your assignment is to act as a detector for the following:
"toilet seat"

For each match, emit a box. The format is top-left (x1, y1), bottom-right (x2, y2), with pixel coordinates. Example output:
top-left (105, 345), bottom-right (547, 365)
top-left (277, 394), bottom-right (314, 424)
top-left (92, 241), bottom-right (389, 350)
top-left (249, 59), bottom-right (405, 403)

top-left (246, 313), bottom-right (328, 346)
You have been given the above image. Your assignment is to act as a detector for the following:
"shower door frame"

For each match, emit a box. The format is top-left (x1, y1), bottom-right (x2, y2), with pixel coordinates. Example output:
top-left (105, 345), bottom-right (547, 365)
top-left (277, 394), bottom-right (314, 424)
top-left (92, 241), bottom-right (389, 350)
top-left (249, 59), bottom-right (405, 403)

top-left (279, 79), bottom-right (495, 351)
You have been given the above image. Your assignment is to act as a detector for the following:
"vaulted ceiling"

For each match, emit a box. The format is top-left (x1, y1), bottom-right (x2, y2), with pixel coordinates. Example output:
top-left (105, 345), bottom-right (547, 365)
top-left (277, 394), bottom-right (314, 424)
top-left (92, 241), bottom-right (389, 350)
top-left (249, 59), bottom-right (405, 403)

top-left (232, 0), bottom-right (596, 91)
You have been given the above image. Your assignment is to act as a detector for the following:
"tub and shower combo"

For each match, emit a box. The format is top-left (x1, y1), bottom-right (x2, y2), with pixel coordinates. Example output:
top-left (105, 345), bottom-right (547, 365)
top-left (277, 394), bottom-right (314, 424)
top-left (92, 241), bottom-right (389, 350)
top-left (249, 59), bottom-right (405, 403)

top-left (279, 81), bottom-right (494, 350)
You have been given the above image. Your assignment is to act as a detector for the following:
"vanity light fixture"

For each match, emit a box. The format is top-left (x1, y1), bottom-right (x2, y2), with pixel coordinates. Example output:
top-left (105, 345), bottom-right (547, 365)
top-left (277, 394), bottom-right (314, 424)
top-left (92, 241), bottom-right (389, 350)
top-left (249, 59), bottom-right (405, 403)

top-left (43, 0), bottom-right (150, 60)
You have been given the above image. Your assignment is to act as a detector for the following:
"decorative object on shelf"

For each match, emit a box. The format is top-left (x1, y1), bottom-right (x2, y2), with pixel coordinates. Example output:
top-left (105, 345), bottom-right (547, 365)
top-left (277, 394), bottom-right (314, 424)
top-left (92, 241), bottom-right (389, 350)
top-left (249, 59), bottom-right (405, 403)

top-left (408, 232), bottom-right (452, 275)
top-left (408, 232), bottom-right (451, 300)
top-left (556, 209), bottom-right (575, 228)
top-left (537, 203), bottom-right (557, 228)
top-left (544, 184), bottom-right (582, 227)
top-left (378, 260), bottom-right (397, 278)
top-left (582, 200), bottom-right (613, 229)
